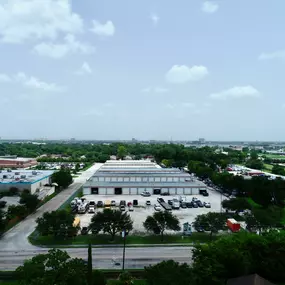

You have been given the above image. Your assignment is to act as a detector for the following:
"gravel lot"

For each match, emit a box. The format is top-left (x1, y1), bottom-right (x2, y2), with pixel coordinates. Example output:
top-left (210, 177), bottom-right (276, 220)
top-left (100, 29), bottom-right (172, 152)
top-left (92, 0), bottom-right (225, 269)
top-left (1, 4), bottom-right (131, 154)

top-left (77, 188), bottom-right (223, 234)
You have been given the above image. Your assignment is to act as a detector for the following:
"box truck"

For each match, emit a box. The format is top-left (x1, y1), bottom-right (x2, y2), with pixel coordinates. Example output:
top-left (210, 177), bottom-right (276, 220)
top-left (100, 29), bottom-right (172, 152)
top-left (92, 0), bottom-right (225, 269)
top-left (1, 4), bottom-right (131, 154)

top-left (227, 218), bottom-right (240, 232)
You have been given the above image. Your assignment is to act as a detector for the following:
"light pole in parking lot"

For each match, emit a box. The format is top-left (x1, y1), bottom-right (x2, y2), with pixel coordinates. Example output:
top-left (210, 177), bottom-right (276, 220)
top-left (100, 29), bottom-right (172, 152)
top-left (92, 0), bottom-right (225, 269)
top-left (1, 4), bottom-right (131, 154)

top-left (122, 229), bottom-right (128, 271)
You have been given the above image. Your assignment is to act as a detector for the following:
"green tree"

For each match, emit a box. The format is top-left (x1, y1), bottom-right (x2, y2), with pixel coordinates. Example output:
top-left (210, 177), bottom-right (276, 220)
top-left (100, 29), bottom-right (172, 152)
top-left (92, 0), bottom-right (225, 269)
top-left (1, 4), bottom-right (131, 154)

top-left (117, 145), bottom-right (127, 160)
top-left (193, 212), bottom-right (226, 239)
top-left (87, 243), bottom-right (92, 285)
top-left (52, 169), bottom-right (73, 189)
top-left (143, 211), bottom-right (181, 241)
top-left (161, 159), bottom-right (172, 167)
top-left (89, 209), bottom-right (133, 240)
top-left (272, 165), bottom-right (285, 176)
top-left (144, 260), bottom-right (193, 285)
top-left (20, 193), bottom-right (40, 213)
top-left (222, 198), bottom-right (251, 213)
top-left (6, 205), bottom-right (27, 220)
top-left (245, 159), bottom-right (263, 170)
top-left (0, 209), bottom-right (6, 234)
top-left (16, 249), bottom-right (88, 285)
top-left (92, 270), bottom-right (106, 285)
top-left (36, 210), bottom-right (77, 238)
top-left (118, 271), bottom-right (134, 285)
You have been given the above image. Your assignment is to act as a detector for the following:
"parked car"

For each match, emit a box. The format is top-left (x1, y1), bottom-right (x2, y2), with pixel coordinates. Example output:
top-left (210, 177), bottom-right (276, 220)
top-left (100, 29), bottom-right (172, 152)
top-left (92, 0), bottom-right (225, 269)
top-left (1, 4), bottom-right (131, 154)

top-left (88, 205), bottom-right (95, 213)
top-left (196, 200), bottom-right (204, 207)
top-left (120, 200), bottom-right (126, 206)
top-left (168, 199), bottom-right (173, 206)
top-left (89, 200), bottom-right (96, 206)
top-left (128, 205), bottom-right (134, 211)
top-left (97, 201), bottom-right (103, 207)
top-left (172, 198), bottom-right (180, 209)
top-left (161, 192), bottom-right (170, 196)
top-left (192, 197), bottom-right (198, 202)
top-left (141, 191), bottom-right (151, 197)
top-left (180, 202), bottom-right (187, 208)
top-left (81, 227), bottom-right (89, 235)
top-left (186, 202), bottom-right (193, 208)
top-left (192, 202), bottom-right (198, 208)
top-left (196, 227), bottom-right (205, 232)
top-left (154, 204), bottom-right (162, 211)
top-left (157, 197), bottom-right (165, 203)
top-left (146, 200), bottom-right (151, 206)
top-left (120, 205), bottom-right (126, 211)
top-left (111, 200), bottom-right (116, 207)
top-left (204, 202), bottom-right (211, 208)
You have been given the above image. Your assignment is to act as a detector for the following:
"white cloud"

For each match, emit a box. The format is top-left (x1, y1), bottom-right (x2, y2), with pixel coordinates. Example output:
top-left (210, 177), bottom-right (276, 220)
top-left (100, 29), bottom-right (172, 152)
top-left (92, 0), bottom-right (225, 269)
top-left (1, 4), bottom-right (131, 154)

top-left (76, 62), bottom-right (93, 75)
top-left (165, 65), bottom-right (208, 84)
top-left (210, 86), bottom-right (260, 100)
top-left (0, 0), bottom-right (83, 43)
top-left (15, 72), bottom-right (66, 92)
top-left (182, 102), bottom-right (196, 108)
top-left (141, 86), bottom-right (169, 93)
top-left (90, 20), bottom-right (115, 36)
top-left (202, 1), bottom-right (219, 14)
top-left (258, 50), bottom-right (285, 61)
top-left (83, 109), bottom-right (103, 117)
top-left (150, 13), bottom-right (160, 26)
top-left (0, 73), bottom-right (11, 82)
top-left (33, 34), bottom-right (95, 59)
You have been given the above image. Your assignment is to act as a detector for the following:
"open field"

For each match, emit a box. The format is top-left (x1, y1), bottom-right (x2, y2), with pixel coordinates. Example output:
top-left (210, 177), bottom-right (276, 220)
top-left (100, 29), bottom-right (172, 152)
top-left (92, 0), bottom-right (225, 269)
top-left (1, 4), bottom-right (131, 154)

top-left (264, 154), bottom-right (285, 160)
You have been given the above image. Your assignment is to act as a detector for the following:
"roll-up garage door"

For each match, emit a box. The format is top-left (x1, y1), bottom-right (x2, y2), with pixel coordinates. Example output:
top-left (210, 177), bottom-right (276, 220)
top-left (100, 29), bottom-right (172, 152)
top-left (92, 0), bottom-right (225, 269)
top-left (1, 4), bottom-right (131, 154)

top-left (138, 188), bottom-right (145, 194)
top-left (169, 188), bottom-right (176, 195)
top-left (83, 188), bottom-right (91, 195)
top-left (99, 188), bottom-right (107, 195)
top-left (123, 188), bottom-right (130, 194)
top-left (106, 188), bottom-right (114, 195)
top-left (176, 188), bottom-right (184, 195)
top-left (130, 188), bottom-right (137, 195)
top-left (184, 188), bottom-right (191, 195)
top-left (192, 188), bottom-right (199, 195)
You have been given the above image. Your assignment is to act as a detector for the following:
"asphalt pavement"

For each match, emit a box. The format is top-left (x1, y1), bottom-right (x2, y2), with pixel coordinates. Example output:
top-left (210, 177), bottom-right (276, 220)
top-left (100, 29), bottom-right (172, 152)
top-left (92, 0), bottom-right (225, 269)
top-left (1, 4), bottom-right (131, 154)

top-left (0, 246), bottom-right (193, 270)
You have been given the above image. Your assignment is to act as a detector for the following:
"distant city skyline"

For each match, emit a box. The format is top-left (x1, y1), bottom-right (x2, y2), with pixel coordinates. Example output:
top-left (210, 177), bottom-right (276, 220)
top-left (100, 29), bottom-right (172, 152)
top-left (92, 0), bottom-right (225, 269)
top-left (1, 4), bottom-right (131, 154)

top-left (0, 1), bottom-right (285, 140)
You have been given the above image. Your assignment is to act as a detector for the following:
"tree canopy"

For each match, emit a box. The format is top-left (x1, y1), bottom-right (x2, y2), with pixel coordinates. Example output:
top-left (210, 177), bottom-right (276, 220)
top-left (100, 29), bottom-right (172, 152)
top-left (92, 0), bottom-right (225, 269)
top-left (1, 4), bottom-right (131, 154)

top-left (89, 209), bottom-right (133, 240)
top-left (143, 211), bottom-right (181, 241)
top-left (20, 192), bottom-right (40, 213)
top-left (52, 169), bottom-right (73, 189)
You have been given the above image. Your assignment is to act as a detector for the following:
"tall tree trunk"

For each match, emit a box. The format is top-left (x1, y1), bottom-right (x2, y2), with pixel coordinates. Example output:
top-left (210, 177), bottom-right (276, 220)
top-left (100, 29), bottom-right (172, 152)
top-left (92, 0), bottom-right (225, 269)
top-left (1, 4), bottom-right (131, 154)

top-left (161, 231), bottom-right (164, 242)
top-left (87, 242), bottom-right (93, 285)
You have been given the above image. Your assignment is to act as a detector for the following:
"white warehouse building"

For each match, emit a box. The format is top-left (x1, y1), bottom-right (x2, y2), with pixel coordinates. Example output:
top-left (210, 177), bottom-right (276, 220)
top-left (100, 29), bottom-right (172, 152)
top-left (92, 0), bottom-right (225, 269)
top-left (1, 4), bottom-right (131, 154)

top-left (83, 160), bottom-right (207, 196)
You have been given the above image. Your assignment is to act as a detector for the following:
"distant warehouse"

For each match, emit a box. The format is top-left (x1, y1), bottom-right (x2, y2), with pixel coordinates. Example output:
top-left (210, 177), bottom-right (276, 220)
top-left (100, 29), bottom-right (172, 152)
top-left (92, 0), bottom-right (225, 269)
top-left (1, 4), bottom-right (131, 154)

top-left (0, 169), bottom-right (54, 195)
top-left (83, 160), bottom-right (207, 195)
top-left (0, 155), bottom-right (37, 169)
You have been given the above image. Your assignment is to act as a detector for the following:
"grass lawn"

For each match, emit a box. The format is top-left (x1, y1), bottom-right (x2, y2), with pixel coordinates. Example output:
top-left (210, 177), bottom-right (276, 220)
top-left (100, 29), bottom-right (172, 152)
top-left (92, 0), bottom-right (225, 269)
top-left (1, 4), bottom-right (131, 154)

top-left (264, 154), bottom-right (285, 160)
top-left (29, 232), bottom-right (220, 247)
top-left (262, 163), bottom-right (273, 173)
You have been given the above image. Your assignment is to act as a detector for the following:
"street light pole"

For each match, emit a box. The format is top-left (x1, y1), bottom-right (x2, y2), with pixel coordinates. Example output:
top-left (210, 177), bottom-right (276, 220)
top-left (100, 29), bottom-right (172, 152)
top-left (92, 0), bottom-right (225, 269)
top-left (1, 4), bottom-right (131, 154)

top-left (122, 230), bottom-right (127, 271)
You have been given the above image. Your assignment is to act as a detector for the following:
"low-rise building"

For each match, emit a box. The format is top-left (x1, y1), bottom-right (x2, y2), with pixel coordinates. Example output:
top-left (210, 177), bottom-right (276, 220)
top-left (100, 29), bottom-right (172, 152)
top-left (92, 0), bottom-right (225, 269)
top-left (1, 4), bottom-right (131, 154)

top-left (83, 160), bottom-right (207, 195)
top-left (0, 169), bottom-right (54, 195)
top-left (0, 156), bottom-right (37, 168)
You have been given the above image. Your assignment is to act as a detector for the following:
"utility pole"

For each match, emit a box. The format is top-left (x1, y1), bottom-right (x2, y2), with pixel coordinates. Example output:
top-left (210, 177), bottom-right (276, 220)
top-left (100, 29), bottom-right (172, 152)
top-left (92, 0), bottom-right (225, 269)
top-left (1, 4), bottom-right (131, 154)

top-left (122, 229), bottom-right (127, 271)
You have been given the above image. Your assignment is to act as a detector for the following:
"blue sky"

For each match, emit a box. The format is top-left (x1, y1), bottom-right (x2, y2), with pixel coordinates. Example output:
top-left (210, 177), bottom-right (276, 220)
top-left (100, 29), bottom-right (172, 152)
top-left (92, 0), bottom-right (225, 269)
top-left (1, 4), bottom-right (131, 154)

top-left (0, 0), bottom-right (284, 141)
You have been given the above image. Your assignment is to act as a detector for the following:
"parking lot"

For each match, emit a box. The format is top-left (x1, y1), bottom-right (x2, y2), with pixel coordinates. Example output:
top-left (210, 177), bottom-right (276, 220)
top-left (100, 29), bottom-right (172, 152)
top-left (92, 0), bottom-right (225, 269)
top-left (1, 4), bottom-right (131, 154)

top-left (0, 196), bottom-right (20, 212)
top-left (76, 189), bottom-right (224, 234)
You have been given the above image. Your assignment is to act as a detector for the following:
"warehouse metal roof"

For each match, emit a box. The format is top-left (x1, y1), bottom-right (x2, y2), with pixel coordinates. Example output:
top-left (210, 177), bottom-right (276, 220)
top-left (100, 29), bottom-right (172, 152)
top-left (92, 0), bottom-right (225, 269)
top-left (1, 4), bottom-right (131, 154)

top-left (84, 180), bottom-right (206, 188)
top-left (0, 170), bottom-right (54, 184)
top-left (92, 172), bottom-right (191, 177)
top-left (98, 168), bottom-right (181, 173)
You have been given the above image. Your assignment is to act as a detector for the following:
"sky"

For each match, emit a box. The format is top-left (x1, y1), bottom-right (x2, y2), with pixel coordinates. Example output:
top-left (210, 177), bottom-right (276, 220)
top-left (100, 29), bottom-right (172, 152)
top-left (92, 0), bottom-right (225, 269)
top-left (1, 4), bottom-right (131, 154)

top-left (0, 0), bottom-right (284, 141)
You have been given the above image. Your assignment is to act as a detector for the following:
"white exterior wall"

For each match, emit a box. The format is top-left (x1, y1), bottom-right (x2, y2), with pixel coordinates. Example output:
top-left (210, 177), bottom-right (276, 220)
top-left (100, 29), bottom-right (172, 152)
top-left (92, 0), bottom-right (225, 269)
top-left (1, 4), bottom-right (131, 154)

top-left (122, 188), bottom-right (130, 194)
top-left (169, 188), bottom-right (176, 195)
top-left (142, 177), bottom-right (148, 182)
top-left (167, 177), bottom-right (172, 182)
top-left (192, 188), bottom-right (199, 195)
top-left (161, 177), bottom-right (166, 182)
top-left (155, 177), bottom-right (160, 182)
top-left (138, 188), bottom-right (146, 194)
top-left (130, 188), bottom-right (137, 194)
top-left (176, 188), bottom-right (184, 195)
top-left (106, 188), bottom-right (114, 195)
top-left (83, 187), bottom-right (91, 195)
top-left (118, 177), bottom-right (123, 182)
top-left (106, 177), bottom-right (111, 182)
top-left (173, 177), bottom-right (179, 182)
top-left (99, 188), bottom-right (107, 195)
top-left (184, 188), bottom-right (191, 195)
top-left (99, 177), bottom-right (104, 182)
top-left (123, 177), bottom-right (129, 182)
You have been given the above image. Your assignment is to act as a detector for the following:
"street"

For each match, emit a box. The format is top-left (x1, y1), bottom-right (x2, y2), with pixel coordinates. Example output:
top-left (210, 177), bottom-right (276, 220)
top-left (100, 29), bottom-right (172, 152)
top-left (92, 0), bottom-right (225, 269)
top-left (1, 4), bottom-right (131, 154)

top-left (0, 246), bottom-right (193, 270)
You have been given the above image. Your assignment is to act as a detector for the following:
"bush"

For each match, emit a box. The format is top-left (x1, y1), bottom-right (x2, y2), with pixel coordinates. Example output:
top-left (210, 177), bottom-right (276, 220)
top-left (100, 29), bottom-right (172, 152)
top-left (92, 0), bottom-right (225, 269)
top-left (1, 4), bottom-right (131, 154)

top-left (9, 187), bottom-right (19, 196)
top-left (92, 270), bottom-right (106, 285)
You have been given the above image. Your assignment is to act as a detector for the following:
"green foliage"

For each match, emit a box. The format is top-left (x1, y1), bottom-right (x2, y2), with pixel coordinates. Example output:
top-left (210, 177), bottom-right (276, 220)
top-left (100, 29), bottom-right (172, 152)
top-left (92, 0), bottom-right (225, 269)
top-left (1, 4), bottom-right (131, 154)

top-left (245, 158), bottom-right (264, 170)
top-left (0, 209), bottom-right (6, 234)
top-left (89, 209), bottom-right (133, 240)
top-left (193, 212), bottom-right (226, 239)
top-left (144, 260), bottom-right (193, 285)
top-left (16, 249), bottom-right (88, 285)
top-left (192, 232), bottom-right (285, 284)
top-left (9, 187), bottom-right (19, 196)
top-left (119, 271), bottom-right (134, 285)
top-left (52, 169), bottom-right (73, 189)
top-left (272, 164), bottom-right (285, 176)
top-left (92, 270), bottom-right (106, 285)
top-left (19, 193), bottom-right (40, 213)
top-left (6, 205), bottom-right (27, 220)
top-left (117, 146), bottom-right (127, 159)
top-left (143, 211), bottom-right (181, 241)
top-left (222, 198), bottom-right (251, 212)
top-left (161, 159), bottom-right (172, 167)
top-left (36, 210), bottom-right (77, 238)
